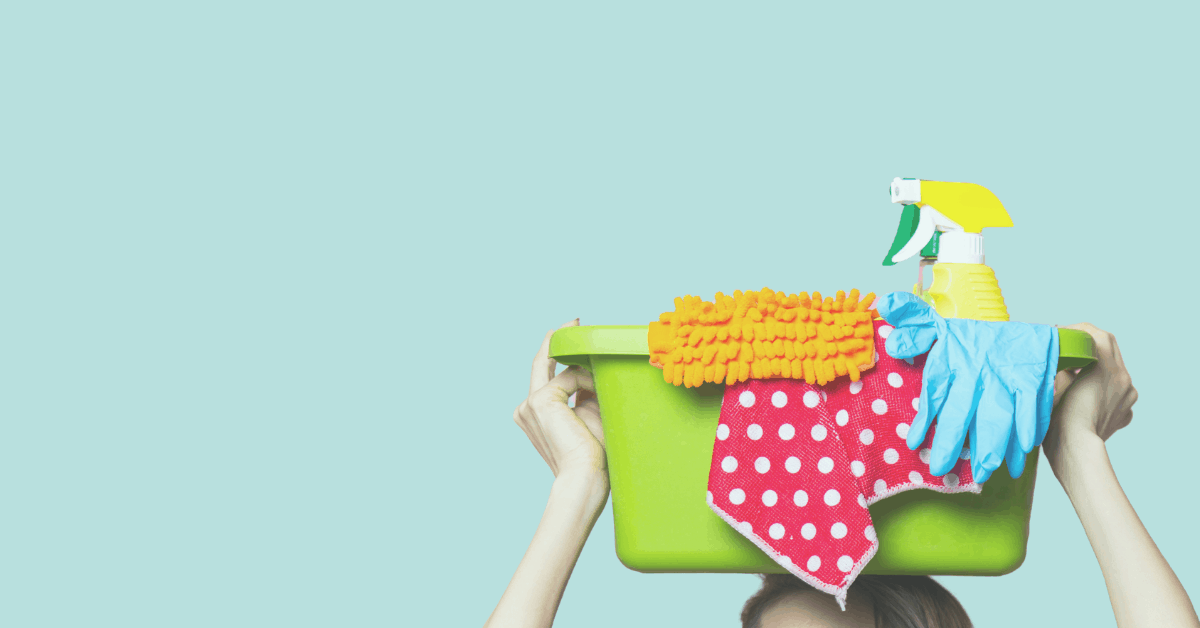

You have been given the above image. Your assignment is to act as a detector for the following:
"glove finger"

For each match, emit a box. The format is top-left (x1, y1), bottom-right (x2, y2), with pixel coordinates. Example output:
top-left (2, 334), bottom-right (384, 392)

top-left (876, 292), bottom-right (943, 328)
top-left (1011, 370), bottom-right (1041, 454)
top-left (928, 369), bottom-right (982, 477)
top-left (1033, 327), bottom-right (1060, 447)
top-left (885, 325), bottom-right (940, 359)
top-left (1005, 428), bottom-right (1027, 479)
top-left (907, 342), bottom-right (950, 451)
top-left (970, 371), bottom-right (1013, 482)
top-left (969, 420), bottom-right (990, 483)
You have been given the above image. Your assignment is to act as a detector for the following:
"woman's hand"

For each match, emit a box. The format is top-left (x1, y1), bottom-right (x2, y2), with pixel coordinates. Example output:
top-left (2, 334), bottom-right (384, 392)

top-left (1041, 323), bottom-right (1199, 628)
top-left (514, 319), bottom-right (606, 481)
top-left (485, 320), bottom-right (609, 628)
top-left (1042, 322), bottom-right (1138, 476)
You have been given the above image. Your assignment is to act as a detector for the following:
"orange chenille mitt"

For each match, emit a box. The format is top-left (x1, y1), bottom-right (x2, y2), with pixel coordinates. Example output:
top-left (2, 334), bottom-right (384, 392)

top-left (648, 288), bottom-right (879, 388)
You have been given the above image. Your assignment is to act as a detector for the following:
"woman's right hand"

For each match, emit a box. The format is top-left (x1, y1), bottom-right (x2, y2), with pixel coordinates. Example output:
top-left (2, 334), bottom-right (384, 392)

top-left (1042, 322), bottom-right (1138, 474)
top-left (486, 321), bottom-right (609, 628)
top-left (513, 319), bottom-right (607, 483)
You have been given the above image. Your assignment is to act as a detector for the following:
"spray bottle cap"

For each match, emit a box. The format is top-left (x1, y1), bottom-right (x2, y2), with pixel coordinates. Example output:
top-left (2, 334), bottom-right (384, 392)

top-left (882, 178), bottom-right (1012, 266)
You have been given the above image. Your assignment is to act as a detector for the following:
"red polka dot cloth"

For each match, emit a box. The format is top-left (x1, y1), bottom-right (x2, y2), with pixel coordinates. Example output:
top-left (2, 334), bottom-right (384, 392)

top-left (706, 319), bottom-right (978, 610)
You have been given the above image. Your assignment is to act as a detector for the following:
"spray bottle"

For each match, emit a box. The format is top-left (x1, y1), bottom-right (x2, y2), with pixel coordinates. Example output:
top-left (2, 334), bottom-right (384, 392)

top-left (881, 178), bottom-right (1013, 321)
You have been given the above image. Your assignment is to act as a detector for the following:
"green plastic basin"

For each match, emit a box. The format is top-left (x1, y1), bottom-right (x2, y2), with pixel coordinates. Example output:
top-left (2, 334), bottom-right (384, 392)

top-left (550, 326), bottom-right (1096, 575)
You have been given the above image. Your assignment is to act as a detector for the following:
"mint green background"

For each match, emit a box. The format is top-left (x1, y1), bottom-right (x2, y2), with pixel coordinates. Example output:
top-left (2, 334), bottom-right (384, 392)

top-left (2, 2), bottom-right (1197, 626)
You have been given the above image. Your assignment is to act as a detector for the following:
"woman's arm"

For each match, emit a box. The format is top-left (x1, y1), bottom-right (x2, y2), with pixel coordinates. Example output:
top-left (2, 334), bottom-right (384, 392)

top-left (1042, 323), bottom-right (1199, 628)
top-left (484, 320), bottom-right (608, 628)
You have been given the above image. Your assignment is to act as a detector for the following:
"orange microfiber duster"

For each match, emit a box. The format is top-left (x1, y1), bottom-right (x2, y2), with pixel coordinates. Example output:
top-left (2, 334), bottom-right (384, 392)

top-left (648, 288), bottom-right (879, 388)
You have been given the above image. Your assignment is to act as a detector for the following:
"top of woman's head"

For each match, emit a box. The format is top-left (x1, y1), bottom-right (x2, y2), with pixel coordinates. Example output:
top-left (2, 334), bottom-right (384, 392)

top-left (742, 574), bottom-right (972, 628)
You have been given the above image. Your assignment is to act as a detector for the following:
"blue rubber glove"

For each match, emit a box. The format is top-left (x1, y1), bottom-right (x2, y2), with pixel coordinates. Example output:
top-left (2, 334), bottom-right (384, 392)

top-left (875, 292), bottom-right (1059, 483)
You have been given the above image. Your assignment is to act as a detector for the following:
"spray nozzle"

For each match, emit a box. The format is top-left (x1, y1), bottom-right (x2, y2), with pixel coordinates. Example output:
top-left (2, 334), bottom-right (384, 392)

top-left (882, 178), bottom-right (1012, 266)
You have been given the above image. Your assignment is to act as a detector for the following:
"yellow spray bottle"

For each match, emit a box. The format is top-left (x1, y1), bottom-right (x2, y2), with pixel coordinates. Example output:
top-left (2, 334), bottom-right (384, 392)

top-left (881, 178), bottom-right (1013, 321)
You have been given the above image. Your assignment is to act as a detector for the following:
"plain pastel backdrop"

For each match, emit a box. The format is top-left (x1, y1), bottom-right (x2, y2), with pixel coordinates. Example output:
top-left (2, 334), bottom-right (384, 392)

top-left (2, 1), bottom-right (1197, 626)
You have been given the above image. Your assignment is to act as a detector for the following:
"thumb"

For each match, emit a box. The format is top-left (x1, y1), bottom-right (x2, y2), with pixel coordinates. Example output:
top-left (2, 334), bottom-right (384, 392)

top-left (876, 292), bottom-right (943, 328)
top-left (1053, 369), bottom-right (1078, 407)
top-left (886, 325), bottom-right (939, 359)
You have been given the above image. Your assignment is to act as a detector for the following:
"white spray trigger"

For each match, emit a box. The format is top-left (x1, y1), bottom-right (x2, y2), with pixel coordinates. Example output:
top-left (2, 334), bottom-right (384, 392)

top-left (889, 205), bottom-right (963, 264)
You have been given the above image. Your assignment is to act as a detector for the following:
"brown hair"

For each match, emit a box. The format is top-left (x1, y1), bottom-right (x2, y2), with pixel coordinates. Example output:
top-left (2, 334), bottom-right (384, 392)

top-left (741, 574), bottom-right (973, 628)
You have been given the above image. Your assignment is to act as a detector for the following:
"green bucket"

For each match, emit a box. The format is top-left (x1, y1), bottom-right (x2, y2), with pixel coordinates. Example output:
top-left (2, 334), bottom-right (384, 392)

top-left (550, 326), bottom-right (1095, 575)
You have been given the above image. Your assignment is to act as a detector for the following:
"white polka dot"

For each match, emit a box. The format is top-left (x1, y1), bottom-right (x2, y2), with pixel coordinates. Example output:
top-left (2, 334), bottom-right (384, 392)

top-left (918, 448), bottom-right (931, 464)
top-left (769, 523), bottom-right (785, 540)
top-left (888, 372), bottom-right (903, 388)
top-left (755, 457), bottom-right (770, 473)
top-left (722, 456), bottom-right (738, 472)
top-left (778, 423), bottom-right (795, 440)
top-left (716, 424), bottom-right (730, 440)
top-left (896, 423), bottom-right (909, 439)
top-left (944, 473), bottom-right (960, 488)
top-left (811, 424), bottom-right (828, 441)
top-left (738, 521), bottom-right (752, 535)
top-left (794, 490), bottom-right (808, 507)
top-left (785, 456), bottom-right (801, 473)
top-left (801, 522), bottom-right (816, 539)
top-left (739, 390), bottom-right (756, 407)
top-left (851, 460), bottom-right (865, 477)
top-left (879, 325), bottom-right (894, 339)
top-left (807, 555), bottom-right (821, 572)
top-left (771, 391), bottom-right (788, 408)
top-left (883, 448), bottom-right (899, 464)
top-left (860, 429), bottom-right (874, 445)
top-left (835, 409), bottom-right (849, 426)
top-left (837, 555), bottom-right (854, 572)
top-left (707, 491), bottom-right (713, 504)
top-left (818, 457), bottom-right (834, 473)
top-left (729, 488), bottom-right (745, 504)
top-left (909, 471), bottom-right (923, 484)
top-left (821, 391), bottom-right (828, 403)
top-left (865, 525), bottom-right (877, 542)
top-left (762, 490), bottom-right (778, 507)
top-left (849, 381), bottom-right (864, 395)
top-left (912, 397), bottom-right (920, 411)
top-left (960, 447), bottom-right (971, 460)
top-left (874, 479), bottom-right (887, 495)
top-left (803, 390), bottom-right (820, 407)
top-left (871, 399), bottom-right (888, 415)
top-left (747, 424), bottom-right (763, 440)
top-left (831, 522), bottom-right (847, 539)
top-left (824, 489), bottom-right (841, 506)
top-left (858, 494), bottom-right (867, 508)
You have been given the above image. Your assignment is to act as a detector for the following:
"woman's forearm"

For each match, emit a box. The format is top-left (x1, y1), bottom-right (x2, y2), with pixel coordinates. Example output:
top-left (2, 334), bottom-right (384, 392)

top-left (485, 470), bottom-right (609, 628)
top-left (1053, 433), bottom-right (1199, 628)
